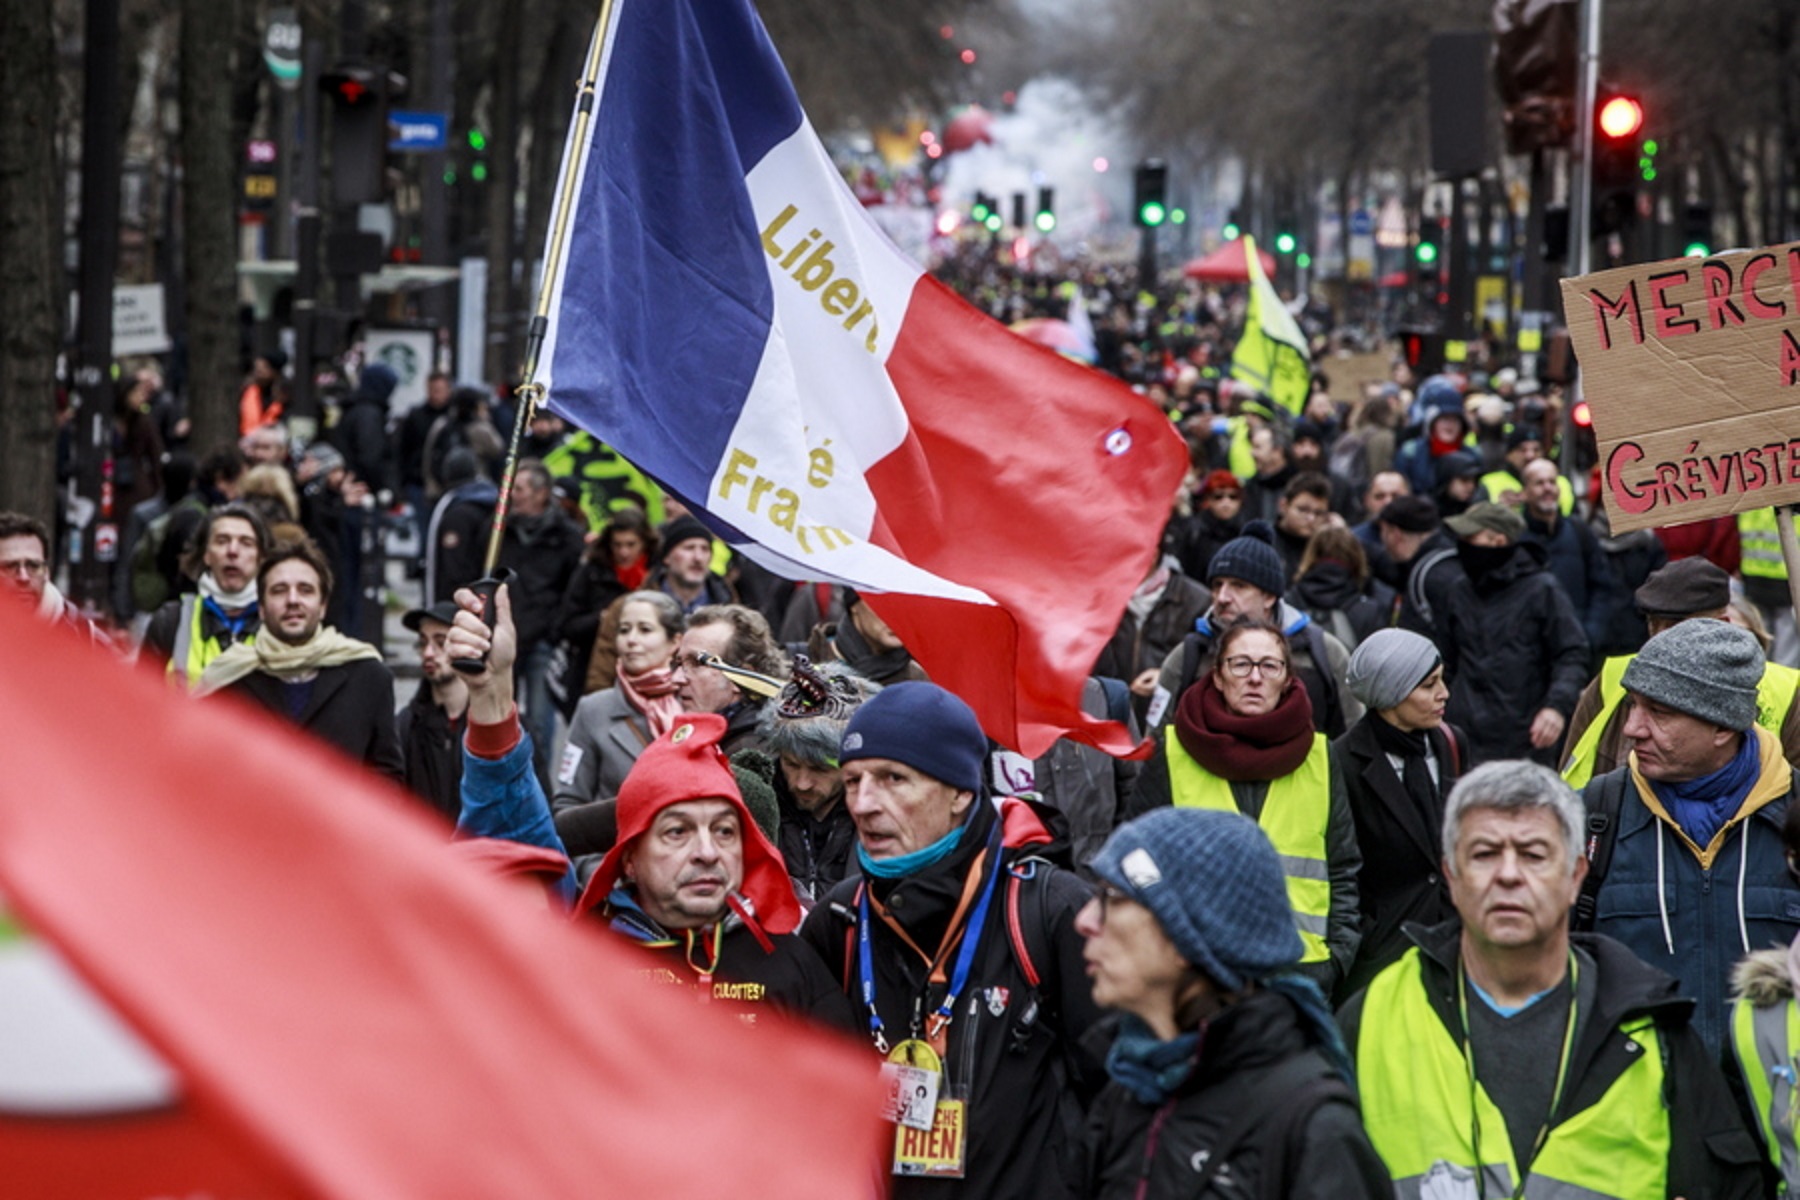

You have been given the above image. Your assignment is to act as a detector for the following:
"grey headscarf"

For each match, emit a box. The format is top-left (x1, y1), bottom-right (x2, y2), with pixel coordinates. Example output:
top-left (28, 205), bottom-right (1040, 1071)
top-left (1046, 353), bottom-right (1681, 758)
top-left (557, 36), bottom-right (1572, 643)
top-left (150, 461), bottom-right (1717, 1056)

top-left (1345, 628), bottom-right (1442, 713)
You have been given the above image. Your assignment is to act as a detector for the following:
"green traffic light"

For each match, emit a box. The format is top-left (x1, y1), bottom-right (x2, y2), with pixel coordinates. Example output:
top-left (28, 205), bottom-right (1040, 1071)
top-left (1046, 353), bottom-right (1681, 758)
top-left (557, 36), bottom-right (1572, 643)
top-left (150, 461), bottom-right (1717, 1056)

top-left (1642, 139), bottom-right (1658, 155)
top-left (443, 167), bottom-right (456, 186)
top-left (1034, 211), bottom-right (1056, 233)
top-left (1222, 222), bottom-right (1240, 240)
top-left (1170, 208), bottom-right (1187, 225)
top-left (468, 128), bottom-right (487, 151)
top-left (984, 212), bottom-right (1003, 232)
top-left (1274, 232), bottom-right (1297, 254)
top-left (1684, 242), bottom-right (1710, 257)
top-left (971, 202), bottom-right (990, 221)
top-left (1140, 201), bottom-right (1167, 227)
top-left (472, 162), bottom-right (488, 182)
top-left (1297, 252), bottom-right (1312, 268)
top-left (1415, 241), bottom-right (1439, 265)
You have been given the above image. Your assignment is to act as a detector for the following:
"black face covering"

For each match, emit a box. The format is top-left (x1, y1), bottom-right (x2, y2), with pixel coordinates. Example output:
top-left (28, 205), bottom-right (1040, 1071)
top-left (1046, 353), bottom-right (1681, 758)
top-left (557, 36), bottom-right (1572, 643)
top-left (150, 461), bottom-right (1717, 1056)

top-left (1455, 539), bottom-right (1516, 590)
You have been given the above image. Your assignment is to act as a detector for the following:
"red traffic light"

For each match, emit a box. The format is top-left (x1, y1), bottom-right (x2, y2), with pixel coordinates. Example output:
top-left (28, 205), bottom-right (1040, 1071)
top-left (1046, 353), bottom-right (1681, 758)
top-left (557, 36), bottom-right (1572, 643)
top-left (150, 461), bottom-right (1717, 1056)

top-left (1572, 400), bottom-right (1593, 428)
top-left (1597, 95), bottom-right (1643, 140)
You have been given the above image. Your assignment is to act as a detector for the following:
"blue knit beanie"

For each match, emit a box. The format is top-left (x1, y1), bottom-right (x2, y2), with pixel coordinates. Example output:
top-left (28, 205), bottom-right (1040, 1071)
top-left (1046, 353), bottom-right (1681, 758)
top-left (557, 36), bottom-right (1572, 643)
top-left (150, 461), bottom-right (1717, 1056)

top-left (1205, 520), bottom-right (1286, 599)
top-left (1090, 809), bottom-right (1303, 992)
top-left (839, 681), bottom-right (987, 794)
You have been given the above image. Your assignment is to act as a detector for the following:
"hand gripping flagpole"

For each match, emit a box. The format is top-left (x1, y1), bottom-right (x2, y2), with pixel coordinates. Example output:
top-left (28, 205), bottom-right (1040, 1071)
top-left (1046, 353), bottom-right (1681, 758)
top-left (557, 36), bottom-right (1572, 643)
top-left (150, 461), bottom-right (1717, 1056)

top-left (452, 0), bottom-right (615, 674)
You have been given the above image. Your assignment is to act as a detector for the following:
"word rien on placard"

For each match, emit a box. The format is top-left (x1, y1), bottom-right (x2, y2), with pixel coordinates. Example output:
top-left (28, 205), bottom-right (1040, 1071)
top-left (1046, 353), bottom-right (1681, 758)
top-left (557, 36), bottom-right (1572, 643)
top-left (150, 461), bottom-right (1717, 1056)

top-left (1581, 250), bottom-right (1800, 382)
top-left (760, 204), bottom-right (882, 354)
top-left (717, 447), bottom-right (854, 555)
top-left (1605, 436), bottom-right (1800, 516)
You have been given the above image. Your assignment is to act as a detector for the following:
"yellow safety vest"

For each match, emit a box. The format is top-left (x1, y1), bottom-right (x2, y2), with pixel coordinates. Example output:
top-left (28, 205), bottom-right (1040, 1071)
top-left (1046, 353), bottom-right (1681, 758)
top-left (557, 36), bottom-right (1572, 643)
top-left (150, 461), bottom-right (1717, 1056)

top-left (1731, 993), bottom-right (1800, 1191)
top-left (1562, 655), bottom-right (1800, 787)
top-left (1479, 468), bottom-right (1574, 515)
top-left (1742, 509), bottom-right (1790, 582)
top-left (1227, 415), bottom-right (1256, 482)
top-left (1164, 727), bottom-right (1331, 963)
top-left (167, 594), bottom-right (256, 691)
top-left (1358, 949), bottom-right (1670, 1199)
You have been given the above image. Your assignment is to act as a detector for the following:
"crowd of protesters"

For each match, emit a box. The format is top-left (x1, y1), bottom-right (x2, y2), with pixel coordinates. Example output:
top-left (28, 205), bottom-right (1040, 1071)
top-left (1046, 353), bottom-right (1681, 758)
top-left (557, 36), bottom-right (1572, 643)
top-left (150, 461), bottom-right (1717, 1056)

top-left (7, 263), bottom-right (1800, 1197)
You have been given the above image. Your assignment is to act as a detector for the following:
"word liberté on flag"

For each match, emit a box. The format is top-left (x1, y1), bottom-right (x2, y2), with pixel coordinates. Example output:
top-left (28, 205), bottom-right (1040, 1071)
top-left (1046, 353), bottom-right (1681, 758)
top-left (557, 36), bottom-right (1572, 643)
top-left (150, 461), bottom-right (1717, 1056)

top-left (532, 0), bottom-right (1187, 757)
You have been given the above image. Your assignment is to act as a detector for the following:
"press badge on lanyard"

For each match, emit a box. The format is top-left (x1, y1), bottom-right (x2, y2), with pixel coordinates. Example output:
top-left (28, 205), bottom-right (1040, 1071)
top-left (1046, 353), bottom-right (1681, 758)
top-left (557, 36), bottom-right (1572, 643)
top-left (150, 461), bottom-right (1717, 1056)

top-left (883, 1038), bottom-right (966, 1176)
top-left (859, 827), bottom-right (1004, 1180)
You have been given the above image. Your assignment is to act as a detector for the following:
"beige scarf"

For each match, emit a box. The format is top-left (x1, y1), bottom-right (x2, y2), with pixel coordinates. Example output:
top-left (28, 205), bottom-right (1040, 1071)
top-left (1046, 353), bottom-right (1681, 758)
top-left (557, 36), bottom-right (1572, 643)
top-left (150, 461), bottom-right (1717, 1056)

top-left (196, 626), bottom-right (381, 696)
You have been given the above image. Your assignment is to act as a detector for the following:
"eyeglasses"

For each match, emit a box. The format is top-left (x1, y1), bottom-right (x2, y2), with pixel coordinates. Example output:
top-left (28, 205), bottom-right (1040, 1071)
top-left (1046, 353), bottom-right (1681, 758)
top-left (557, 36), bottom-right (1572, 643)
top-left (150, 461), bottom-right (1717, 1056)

top-left (1094, 885), bottom-right (1133, 924)
top-left (1, 558), bottom-right (48, 578)
top-left (1222, 656), bottom-right (1287, 679)
top-left (672, 653), bottom-right (716, 673)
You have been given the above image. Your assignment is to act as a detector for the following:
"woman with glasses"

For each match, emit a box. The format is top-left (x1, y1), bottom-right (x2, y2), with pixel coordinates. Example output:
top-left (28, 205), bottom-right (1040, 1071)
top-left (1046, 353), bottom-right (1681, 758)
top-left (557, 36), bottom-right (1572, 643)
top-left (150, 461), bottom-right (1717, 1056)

top-left (1332, 628), bottom-right (1463, 1002)
top-left (1076, 808), bottom-right (1390, 1199)
top-left (1125, 619), bottom-right (1363, 997)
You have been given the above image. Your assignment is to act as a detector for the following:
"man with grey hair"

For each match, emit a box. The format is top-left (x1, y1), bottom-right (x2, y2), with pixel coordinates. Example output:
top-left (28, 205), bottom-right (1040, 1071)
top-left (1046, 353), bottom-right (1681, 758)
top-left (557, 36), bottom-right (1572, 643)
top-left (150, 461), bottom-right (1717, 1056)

top-left (1579, 617), bottom-right (1800, 1055)
top-left (1342, 761), bottom-right (1763, 1198)
top-left (747, 658), bottom-right (880, 906)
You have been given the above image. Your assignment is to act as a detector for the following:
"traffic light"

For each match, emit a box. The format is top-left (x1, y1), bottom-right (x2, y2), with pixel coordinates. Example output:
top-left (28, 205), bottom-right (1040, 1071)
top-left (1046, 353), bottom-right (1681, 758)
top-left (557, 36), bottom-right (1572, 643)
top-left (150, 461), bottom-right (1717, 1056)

top-left (1222, 207), bottom-right (1242, 241)
top-left (1034, 186), bottom-right (1056, 233)
top-left (321, 63), bottom-right (388, 207)
top-left (971, 192), bottom-right (993, 223)
top-left (1414, 220), bottom-right (1441, 283)
top-left (1683, 203), bottom-right (1713, 257)
top-left (1275, 230), bottom-right (1297, 254)
top-left (1592, 84), bottom-right (1643, 235)
top-left (1011, 192), bottom-right (1026, 230)
top-left (1133, 160), bottom-right (1168, 228)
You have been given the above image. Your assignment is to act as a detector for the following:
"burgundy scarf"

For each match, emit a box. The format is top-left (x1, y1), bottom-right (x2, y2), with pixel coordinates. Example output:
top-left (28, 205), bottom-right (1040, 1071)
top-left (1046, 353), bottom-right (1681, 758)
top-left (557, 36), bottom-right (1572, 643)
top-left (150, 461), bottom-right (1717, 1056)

top-left (1173, 675), bottom-right (1315, 782)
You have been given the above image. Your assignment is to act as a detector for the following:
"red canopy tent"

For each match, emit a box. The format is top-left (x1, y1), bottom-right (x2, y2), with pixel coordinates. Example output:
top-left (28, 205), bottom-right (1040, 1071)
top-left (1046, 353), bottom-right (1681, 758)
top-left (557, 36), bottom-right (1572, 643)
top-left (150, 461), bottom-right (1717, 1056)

top-left (1181, 237), bottom-right (1277, 283)
top-left (0, 609), bottom-right (884, 1199)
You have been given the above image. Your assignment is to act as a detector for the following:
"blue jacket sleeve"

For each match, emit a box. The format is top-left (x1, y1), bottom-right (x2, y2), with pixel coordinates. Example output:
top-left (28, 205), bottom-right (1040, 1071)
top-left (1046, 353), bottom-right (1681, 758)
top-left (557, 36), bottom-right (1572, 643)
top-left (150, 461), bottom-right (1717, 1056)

top-left (457, 734), bottom-right (579, 904)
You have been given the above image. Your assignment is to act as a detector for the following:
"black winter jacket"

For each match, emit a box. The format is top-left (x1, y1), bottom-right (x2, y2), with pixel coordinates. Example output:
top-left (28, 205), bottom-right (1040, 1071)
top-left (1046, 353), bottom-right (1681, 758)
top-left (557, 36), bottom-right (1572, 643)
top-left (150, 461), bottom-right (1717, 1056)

top-left (498, 509), bottom-right (585, 652)
top-left (1435, 541), bottom-right (1589, 765)
top-left (1082, 990), bottom-right (1391, 1200)
top-left (799, 797), bottom-right (1103, 1200)
top-left (396, 684), bottom-right (465, 825)
top-left (225, 658), bottom-right (404, 781)
top-left (1340, 920), bottom-right (1768, 1200)
top-left (1331, 716), bottom-right (1462, 1000)
top-left (1095, 569), bottom-right (1209, 705)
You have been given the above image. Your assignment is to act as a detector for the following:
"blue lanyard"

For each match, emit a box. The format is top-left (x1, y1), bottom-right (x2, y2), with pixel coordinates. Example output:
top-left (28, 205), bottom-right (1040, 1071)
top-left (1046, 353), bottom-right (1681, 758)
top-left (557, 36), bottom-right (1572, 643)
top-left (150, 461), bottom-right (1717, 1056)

top-left (857, 822), bottom-right (1004, 1055)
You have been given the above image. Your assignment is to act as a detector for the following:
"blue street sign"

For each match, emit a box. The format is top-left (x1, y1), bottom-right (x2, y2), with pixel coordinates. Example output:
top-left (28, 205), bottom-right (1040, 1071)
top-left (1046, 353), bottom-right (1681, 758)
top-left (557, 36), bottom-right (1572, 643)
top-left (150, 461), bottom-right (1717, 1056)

top-left (388, 111), bottom-right (448, 153)
top-left (1349, 209), bottom-right (1374, 237)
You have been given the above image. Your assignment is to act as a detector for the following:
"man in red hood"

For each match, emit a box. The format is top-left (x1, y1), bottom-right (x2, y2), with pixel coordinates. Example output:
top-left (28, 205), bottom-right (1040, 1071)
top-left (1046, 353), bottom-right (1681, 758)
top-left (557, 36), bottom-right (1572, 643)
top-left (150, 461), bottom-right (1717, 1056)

top-left (574, 712), bottom-right (856, 1031)
top-left (447, 581), bottom-right (854, 1033)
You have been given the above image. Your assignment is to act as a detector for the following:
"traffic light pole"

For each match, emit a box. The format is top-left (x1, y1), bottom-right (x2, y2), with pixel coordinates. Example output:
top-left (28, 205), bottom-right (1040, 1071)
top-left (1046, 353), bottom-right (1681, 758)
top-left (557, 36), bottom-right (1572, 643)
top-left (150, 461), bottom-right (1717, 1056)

top-left (1562, 0), bottom-right (1602, 482)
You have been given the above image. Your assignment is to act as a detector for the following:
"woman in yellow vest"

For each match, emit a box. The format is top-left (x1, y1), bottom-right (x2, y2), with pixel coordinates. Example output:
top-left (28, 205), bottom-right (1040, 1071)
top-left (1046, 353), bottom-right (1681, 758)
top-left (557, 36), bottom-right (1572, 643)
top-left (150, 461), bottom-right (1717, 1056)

top-left (1124, 618), bottom-right (1363, 996)
top-left (1728, 800), bottom-right (1800, 1194)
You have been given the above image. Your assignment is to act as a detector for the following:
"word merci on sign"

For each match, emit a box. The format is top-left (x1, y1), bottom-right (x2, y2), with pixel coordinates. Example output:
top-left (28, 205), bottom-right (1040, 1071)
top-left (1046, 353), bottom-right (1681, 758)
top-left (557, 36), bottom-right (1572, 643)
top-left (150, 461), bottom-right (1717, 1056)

top-left (1561, 242), bottom-right (1800, 532)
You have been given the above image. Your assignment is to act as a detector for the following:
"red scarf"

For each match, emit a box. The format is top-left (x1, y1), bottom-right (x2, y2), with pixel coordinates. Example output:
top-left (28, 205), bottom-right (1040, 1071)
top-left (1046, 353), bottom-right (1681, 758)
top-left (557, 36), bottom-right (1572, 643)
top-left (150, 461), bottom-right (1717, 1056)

top-left (1173, 675), bottom-right (1315, 782)
top-left (615, 664), bottom-right (683, 738)
top-left (615, 555), bottom-right (648, 592)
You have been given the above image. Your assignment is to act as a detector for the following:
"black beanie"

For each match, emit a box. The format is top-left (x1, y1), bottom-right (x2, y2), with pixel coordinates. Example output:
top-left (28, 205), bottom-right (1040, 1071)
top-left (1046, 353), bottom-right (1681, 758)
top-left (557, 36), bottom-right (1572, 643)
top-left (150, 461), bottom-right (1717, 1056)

top-left (1206, 520), bottom-right (1286, 598)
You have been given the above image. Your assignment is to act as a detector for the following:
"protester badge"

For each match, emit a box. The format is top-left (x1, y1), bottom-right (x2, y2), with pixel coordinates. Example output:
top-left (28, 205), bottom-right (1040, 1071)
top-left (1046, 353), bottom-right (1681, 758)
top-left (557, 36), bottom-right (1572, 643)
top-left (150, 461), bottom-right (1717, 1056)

top-left (883, 1039), bottom-right (966, 1177)
top-left (984, 986), bottom-right (1009, 1018)
top-left (879, 1039), bottom-right (940, 1132)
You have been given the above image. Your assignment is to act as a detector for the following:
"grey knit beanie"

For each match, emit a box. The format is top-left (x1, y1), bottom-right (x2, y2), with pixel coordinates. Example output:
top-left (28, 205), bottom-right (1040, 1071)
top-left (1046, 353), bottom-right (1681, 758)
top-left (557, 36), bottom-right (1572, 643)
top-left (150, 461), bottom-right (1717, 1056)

top-left (1621, 618), bottom-right (1764, 732)
top-left (1346, 628), bottom-right (1442, 712)
top-left (1089, 809), bottom-right (1303, 992)
top-left (1206, 520), bottom-right (1286, 599)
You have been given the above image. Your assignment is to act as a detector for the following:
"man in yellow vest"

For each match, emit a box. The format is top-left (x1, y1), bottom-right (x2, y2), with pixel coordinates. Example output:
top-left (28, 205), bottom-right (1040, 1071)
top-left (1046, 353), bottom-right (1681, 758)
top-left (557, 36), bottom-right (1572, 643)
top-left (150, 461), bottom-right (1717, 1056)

top-left (141, 504), bottom-right (270, 689)
top-left (1740, 507), bottom-right (1800, 669)
top-left (1479, 426), bottom-right (1573, 515)
top-left (1341, 760), bottom-right (1765, 1199)
top-left (1562, 556), bottom-right (1800, 786)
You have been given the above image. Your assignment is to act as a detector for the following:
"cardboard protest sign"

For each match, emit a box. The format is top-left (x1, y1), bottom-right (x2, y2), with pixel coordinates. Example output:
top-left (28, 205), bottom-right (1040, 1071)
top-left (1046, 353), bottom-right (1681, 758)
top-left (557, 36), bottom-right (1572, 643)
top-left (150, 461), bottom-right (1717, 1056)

top-left (1560, 242), bottom-right (1800, 532)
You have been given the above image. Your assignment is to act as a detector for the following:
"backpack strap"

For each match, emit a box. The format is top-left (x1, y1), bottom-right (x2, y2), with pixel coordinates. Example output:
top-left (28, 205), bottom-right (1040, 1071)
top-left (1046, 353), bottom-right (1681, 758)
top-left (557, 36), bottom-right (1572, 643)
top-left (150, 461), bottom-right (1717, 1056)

top-left (1299, 621), bottom-right (1344, 734)
top-left (1259, 1071), bottom-right (1359, 1200)
top-left (840, 881), bottom-right (865, 990)
top-left (1177, 630), bottom-right (1206, 702)
top-left (1406, 545), bottom-right (1457, 627)
top-left (1573, 770), bottom-right (1628, 931)
top-left (1005, 859), bottom-right (1051, 989)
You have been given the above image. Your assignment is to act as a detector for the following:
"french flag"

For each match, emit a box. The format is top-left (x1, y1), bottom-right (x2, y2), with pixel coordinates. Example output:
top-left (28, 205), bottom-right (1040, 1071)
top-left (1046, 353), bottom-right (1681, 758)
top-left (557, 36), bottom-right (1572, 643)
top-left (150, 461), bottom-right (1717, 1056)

top-left (536, 0), bottom-right (1186, 758)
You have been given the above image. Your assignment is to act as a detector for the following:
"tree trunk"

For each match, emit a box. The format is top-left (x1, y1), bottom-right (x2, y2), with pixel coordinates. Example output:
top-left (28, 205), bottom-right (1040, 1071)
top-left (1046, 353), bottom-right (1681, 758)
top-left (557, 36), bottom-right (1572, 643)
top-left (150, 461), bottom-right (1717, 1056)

top-left (0, 0), bottom-right (62, 525)
top-left (180, 0), bottom-right (243, 456)
top-left (483, 9), bottom-right (522, 386)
